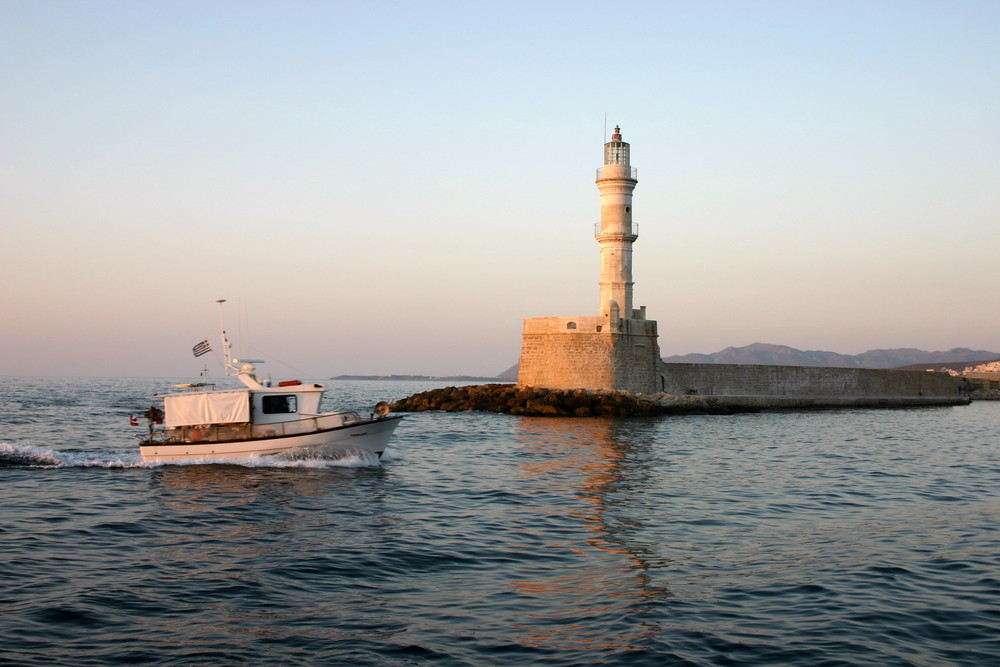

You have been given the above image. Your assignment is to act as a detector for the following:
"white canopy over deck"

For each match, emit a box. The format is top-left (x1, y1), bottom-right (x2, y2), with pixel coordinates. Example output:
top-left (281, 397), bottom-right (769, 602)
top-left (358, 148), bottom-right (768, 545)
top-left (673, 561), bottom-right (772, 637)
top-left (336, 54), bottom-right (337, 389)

top-left (164, 390), bottom-right (250, 427)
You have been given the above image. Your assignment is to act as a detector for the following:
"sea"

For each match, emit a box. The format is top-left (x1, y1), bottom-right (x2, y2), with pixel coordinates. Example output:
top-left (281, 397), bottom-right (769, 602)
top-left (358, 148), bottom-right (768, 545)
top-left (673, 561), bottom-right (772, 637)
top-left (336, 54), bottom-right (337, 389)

top-left (1, 376), bottom-right (998, 666)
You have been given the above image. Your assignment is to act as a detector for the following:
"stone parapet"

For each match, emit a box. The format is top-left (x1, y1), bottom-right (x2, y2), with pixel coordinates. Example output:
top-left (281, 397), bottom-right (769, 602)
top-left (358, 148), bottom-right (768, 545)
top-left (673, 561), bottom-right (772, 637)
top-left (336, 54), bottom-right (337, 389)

top-left (522, 316), bottom-right (605, 335)
top-left (661, 363), bottom-right (970, 407)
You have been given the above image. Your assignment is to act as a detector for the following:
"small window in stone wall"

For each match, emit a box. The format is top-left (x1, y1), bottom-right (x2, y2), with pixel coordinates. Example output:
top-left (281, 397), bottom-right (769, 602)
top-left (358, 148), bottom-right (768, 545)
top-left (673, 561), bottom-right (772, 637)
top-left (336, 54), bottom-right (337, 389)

top-left (596, 325), bottom-right (602, 332)
top-left (567, 322), bottom-right (577, 330)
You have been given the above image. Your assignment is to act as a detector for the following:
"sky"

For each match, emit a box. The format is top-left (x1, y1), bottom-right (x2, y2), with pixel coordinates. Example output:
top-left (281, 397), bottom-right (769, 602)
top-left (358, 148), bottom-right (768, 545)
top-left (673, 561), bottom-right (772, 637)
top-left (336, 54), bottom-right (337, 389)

top-left (2, 0), bottom-right (998, 378)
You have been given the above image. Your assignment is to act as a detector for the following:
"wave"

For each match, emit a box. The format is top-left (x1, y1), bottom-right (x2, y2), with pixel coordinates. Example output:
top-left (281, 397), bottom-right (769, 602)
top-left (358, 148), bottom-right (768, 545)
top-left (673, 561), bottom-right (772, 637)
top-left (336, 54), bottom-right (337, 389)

top-left (0, 442), bottom-right (393, 469)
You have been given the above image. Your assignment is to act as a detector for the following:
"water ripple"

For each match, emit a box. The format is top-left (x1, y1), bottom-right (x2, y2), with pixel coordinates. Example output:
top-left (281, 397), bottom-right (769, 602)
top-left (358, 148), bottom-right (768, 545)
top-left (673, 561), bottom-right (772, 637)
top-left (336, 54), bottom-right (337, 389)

top-left (1, 379), bottom-right (999, 665)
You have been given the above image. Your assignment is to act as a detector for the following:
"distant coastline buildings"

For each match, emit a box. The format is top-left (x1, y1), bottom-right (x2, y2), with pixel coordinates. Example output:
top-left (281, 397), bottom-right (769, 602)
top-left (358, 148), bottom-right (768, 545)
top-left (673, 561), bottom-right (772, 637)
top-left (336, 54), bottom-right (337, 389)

top-left (936, 361), bottom-right (1000, 376)
top-left (936, 361), bottom-right (1000, 399)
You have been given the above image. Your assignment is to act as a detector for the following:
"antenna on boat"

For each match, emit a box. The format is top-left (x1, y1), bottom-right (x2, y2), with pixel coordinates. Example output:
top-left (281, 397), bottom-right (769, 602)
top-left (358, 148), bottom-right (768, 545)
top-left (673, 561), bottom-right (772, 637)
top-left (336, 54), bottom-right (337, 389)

top-left (216, 299), bottom-right (235, 376)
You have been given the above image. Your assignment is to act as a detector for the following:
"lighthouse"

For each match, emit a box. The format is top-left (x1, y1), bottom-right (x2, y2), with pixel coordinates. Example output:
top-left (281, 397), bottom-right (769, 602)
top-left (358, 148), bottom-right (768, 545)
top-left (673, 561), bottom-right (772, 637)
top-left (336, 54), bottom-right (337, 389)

top-left (518, 125), bottom-right (662, 394)
top-left (596, 126), bottom-right (639, 320)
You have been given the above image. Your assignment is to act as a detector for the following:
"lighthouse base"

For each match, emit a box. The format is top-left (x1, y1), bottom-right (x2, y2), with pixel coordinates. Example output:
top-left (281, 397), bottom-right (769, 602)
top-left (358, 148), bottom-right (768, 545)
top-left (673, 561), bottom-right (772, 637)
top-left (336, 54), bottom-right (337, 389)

top-left (518, 315), bottom-right (662, 394)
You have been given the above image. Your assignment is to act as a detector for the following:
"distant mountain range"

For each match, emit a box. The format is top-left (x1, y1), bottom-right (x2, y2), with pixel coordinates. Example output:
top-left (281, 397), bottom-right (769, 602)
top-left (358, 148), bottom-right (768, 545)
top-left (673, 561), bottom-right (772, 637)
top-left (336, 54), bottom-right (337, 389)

top-left (498, 343), bottom-right (1000, 378)
top-left (662, 343), bottom-right (1000, 369)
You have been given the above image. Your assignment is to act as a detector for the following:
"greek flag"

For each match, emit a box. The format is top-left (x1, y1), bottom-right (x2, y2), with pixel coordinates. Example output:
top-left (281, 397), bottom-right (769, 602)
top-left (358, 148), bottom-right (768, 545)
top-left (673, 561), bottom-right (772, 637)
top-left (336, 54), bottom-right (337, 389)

top-left (192, 340), bottom-right (212, 357)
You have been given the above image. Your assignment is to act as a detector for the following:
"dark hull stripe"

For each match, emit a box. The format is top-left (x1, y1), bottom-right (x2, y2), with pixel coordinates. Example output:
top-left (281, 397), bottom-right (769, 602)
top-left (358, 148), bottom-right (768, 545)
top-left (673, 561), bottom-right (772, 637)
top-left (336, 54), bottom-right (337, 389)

top-left (140, 415), bottom-right (403, 448)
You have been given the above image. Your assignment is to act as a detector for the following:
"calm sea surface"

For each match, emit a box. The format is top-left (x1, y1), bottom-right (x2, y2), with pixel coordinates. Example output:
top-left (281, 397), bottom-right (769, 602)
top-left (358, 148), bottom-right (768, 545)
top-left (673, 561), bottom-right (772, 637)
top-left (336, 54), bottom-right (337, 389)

top-left (1, 376), bottom-right (998, 666)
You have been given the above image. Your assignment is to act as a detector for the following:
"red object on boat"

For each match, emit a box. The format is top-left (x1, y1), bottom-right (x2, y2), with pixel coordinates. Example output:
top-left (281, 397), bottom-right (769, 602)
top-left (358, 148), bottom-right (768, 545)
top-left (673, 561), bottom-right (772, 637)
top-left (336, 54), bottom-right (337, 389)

top-left (278, 380), bottom-right (302, 387)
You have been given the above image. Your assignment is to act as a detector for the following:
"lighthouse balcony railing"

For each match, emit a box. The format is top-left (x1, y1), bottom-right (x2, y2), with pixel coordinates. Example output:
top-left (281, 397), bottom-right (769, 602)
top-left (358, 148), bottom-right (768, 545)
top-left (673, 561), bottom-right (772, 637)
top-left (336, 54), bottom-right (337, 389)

top-left (595, 223), bottom-right (639, 237)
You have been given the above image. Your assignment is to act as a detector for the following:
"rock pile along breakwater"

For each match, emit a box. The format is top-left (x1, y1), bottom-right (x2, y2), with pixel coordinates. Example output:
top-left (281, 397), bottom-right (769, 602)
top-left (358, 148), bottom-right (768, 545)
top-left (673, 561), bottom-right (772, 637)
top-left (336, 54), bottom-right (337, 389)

top-left (389, 384), bottom-right (729, 417)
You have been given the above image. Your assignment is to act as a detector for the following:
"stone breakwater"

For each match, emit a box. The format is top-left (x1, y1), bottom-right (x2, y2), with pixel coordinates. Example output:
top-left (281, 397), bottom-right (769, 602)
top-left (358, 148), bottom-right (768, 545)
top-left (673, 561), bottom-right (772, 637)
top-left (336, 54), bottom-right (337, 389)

top-left (389, 384), bottom-right (728, 417)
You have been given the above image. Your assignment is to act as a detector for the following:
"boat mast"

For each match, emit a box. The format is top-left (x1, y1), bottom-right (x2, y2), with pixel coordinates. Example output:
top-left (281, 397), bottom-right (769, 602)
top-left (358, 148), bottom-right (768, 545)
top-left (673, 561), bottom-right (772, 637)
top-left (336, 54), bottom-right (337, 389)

top-left (217, 299), bottom-right (235, 376)
top-left (216, 298), bottom-right (265, 387)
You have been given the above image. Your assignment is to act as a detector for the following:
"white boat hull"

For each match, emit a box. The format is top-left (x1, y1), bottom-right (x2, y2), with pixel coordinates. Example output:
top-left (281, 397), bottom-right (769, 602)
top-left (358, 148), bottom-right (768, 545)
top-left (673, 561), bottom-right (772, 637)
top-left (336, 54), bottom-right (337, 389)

top-left (140, 415), bottom-right (403, 462)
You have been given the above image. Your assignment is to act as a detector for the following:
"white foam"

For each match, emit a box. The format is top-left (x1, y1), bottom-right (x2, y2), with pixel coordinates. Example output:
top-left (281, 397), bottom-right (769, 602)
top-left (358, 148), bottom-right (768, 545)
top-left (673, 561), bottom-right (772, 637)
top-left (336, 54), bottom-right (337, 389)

top-left (0, 442), bottom-right (175, 468)
top-left (0, 442), bottom-right (386, 469)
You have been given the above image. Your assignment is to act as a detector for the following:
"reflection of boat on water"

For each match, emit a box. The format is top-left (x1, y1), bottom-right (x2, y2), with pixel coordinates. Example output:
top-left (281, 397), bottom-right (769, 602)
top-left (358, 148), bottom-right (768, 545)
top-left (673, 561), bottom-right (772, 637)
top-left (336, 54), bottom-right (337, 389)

top-left (150, 462), bottom-right (349, 501)
top-left (133, 302), bottom-right (402, 463)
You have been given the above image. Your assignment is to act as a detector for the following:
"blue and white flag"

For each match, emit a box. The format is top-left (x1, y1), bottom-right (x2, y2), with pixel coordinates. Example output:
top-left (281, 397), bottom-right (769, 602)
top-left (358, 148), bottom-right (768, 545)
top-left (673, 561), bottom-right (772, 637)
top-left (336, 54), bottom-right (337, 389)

top-left (192, 340), bottom-right (212, 357)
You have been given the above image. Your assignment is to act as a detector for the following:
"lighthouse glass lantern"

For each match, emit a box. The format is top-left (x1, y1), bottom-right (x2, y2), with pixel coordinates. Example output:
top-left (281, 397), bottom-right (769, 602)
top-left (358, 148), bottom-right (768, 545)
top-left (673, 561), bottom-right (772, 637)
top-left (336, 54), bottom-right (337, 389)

top-left (603, 126), bottom-right (630, 165)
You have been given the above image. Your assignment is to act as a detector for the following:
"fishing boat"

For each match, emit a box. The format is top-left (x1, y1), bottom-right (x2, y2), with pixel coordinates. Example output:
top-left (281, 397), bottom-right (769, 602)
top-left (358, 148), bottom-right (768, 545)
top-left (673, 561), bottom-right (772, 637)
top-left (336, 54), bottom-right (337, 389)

top-left (133, 306), bottom-right (403, 462)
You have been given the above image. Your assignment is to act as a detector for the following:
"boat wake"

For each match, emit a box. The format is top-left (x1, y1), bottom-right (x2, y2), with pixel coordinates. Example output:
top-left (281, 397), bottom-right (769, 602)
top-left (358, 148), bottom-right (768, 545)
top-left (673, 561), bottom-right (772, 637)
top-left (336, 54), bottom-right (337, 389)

top-left (0, 441), bottom-right (394, 470)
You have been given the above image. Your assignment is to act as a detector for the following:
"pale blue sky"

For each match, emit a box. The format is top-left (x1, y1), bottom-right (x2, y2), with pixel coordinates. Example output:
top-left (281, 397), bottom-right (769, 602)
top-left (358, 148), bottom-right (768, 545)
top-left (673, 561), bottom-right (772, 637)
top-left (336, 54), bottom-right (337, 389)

top-left (2, 0), bottom-right (998, 377)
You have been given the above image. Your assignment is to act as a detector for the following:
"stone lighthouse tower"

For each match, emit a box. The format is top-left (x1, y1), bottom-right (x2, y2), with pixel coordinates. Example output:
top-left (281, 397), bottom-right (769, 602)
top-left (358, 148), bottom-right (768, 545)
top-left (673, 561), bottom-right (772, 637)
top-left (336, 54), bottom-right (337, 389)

top-left (596, 126), bottom-right (639, 320)
top-left (518, 126), bottom-right (662, 394)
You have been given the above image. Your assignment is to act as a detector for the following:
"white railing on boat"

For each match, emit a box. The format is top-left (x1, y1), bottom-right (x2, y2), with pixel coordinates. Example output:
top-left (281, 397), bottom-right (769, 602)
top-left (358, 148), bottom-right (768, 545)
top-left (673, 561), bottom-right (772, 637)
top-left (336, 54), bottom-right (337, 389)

top-left (150, 412), bottom-right (364, 444)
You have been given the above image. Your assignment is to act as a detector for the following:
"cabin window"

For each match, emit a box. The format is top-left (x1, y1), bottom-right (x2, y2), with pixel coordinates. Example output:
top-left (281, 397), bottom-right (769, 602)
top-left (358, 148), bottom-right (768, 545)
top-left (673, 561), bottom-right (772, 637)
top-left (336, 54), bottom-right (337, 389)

top-left (262, 395), bottom-right (298, 414)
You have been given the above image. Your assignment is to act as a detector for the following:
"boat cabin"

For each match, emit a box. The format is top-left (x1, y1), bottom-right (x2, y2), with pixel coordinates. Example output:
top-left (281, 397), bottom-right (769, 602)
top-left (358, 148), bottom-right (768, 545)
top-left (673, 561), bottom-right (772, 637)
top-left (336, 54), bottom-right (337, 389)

top-left (163, 383), bottom-right (325, 428)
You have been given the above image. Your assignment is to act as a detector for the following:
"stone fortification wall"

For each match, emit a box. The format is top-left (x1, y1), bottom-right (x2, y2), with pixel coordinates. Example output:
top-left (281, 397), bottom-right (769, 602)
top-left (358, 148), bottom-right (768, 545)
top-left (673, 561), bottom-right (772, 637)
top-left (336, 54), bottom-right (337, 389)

top-left (519, 328), bottom-right (616, 390)
top-left (609, 324), bottom-right (662, 394)
top-left (519, 316), bottom-right (661, 394)
top-left (661, 363), bottom-right (970, 408)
